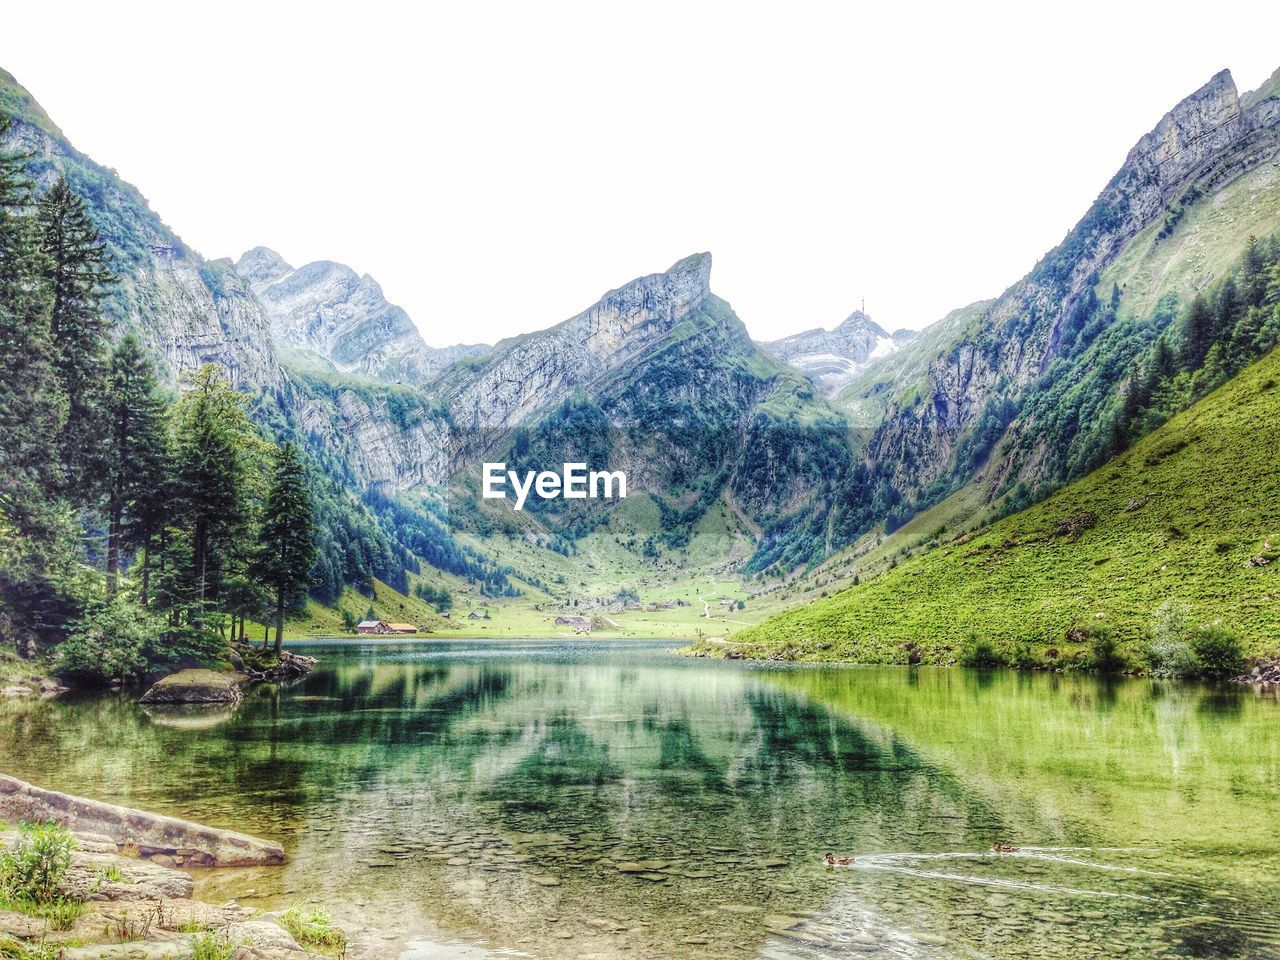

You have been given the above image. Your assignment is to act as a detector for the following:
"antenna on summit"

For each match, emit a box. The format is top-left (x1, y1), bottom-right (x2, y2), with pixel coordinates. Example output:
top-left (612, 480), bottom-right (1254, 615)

top-left (861, 297), bottom-right (865, 314)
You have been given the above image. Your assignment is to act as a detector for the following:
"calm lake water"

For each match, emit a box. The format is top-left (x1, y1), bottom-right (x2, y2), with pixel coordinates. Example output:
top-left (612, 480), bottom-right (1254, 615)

top-left (1, 639), bottom-right (1278, 959)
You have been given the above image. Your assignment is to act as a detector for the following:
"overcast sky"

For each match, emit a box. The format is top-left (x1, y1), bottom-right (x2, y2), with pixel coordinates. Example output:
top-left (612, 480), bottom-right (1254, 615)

top-left (3, 2), bottom-right (1278, 345)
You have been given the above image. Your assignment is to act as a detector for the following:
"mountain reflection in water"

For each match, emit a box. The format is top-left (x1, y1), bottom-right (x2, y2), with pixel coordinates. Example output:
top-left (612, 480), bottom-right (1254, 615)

top-left (0, 640), bottom-right (1276, 960)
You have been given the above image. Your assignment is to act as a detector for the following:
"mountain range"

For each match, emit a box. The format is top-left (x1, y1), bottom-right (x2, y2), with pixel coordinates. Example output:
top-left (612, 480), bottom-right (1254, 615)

top-left (3, 60), bottom-right (1279, 645)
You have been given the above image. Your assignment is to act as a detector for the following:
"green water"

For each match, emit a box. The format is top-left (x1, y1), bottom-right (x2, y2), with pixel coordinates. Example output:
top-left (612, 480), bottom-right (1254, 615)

top-left (1, 639), bottom-right (1277, 959)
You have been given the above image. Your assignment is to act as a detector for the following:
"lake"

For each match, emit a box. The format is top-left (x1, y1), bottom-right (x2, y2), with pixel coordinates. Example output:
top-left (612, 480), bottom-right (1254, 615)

top-left (0, 639), bottom-right (1277, 959)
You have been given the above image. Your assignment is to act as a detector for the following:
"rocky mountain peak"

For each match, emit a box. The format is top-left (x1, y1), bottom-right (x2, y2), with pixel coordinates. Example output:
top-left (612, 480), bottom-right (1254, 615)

top-left (234, 246), bottom-right (294, 289)
top-left (761, 308), bottom-right (909, 397)
top-left (1118, 68), bottom-right (1245, 200)
top-left (232, 251), bottom-right (488, 385)
top-left (586, 252), bottom-right (712, 332)
top-left (833, 310), bottom-right (888, 339)
top-left (436, 253), bottom-right (719, 444)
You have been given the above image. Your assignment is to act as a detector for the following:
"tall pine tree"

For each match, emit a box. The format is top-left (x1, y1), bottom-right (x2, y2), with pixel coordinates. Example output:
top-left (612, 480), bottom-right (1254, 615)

top-left (252, 443), bottom-right (316, 656)
top-left (103, 335), bottom-right (170, 595)
top-left (0, 117), bottom-right (71, 649)
top-left (37, 177), bottom-right (114, 494)
top-left (0, 118), bottom-right (62, 540)
top-left (172, 365), bottom-right (255, 627)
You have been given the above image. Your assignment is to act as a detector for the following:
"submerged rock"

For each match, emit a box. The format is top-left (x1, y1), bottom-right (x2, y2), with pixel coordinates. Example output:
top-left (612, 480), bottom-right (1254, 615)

top-left (0, 773), bottom-right (284, 867)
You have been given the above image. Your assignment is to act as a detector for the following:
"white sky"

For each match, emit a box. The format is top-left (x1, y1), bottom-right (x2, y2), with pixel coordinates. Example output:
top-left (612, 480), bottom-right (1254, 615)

top-left (3, 2), bottom-right (1278, 346)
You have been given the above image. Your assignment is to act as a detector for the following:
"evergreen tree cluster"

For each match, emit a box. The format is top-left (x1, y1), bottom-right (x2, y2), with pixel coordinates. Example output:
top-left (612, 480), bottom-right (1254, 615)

top-left (0, 122), bottom-right (317, 679)
top-left (1120, 235), bottom-right (1280, 441)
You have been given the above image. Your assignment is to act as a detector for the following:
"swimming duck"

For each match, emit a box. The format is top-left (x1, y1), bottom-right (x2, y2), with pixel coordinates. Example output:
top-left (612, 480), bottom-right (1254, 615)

top-left (991, 842), bottom-right (1020, 853)
top-left (824, 852), bottom-right (855, 866)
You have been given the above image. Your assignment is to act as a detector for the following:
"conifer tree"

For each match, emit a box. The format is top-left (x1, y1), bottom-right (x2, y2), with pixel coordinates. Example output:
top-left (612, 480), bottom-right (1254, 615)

top-left (103, 336), bottom-right (170, 595)
top-left (0, 118), bottom-right (62, 540)
top-left (0, 118), bottom-right (71, 647)
top-left (37, 177), bottom-right (114, 492)
top-left (1179, 295), bottom-right (1213, 368)
top-left (172, 365), bottom-right (255, 626)
top-left (252, 443), bottom-right (316, 656)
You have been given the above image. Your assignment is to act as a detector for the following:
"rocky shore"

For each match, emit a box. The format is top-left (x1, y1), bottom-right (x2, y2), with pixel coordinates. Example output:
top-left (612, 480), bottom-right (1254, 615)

top-left (0, 776), bottom-right (349, 960)
top-left (1233, 657), bottom-right (1280, 690)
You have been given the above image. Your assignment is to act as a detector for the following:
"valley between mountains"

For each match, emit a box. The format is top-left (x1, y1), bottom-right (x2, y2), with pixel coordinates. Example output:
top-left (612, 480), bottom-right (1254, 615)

top-left (3, 61), bottom-right (1280, 670)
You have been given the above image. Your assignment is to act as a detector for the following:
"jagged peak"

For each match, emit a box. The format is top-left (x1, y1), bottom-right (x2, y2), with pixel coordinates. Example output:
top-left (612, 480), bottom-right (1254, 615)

top-left (1119, 68), bottom-right (1243, 179)
top-left (835, 310), bottom-right (888, 339)
top-left (234, 246), bottom-right (294, 287)
top-left (588, 252), bottom-right (712, 319)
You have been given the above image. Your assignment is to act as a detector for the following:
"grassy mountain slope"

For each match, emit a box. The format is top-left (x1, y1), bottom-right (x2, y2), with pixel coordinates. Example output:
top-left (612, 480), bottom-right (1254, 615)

top-left (714, 342), bottom-right (1280, 663)
top-left (1102, 156), bottom-right (1280, 322)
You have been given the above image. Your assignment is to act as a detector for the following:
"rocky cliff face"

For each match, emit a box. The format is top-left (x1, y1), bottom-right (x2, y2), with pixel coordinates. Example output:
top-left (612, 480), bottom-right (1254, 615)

top-left (293, 388), bottom-right (452, 491)
top-left (865, 67), bottom-right (1280, 503)
top-left (762, 311), bottom-right (912, 396)
top-left (234, 246), bottom-right (487, 384)
top-left (0, 71), bottom-right (282, 390)
top-left (435, 252), bottom-right (714, 461)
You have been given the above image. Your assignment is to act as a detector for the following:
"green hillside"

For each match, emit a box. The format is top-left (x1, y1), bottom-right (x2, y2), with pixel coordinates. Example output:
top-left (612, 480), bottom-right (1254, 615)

top-left (711, 341), bottom-right (1280, 664)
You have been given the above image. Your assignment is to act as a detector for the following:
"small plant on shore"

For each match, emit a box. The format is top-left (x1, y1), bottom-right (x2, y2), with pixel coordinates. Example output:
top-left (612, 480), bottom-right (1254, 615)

top-left (1080, 632), bottom-right (1121, 675)
top-left (107, 905), bottom-right (158, 942)
top-left (959, 635), bottom-right (1003, 668)
top-left (94, 864), bottom-right (123, 884)
top-left (189, 932), bottom-right (240, 960)
top-left (0, 822), bottom-right (75, 904)
top-left (0, 934), bottom-right (59, 960)
top-left (1190, 625), bottom-right (1244, 679)
top-left (279, 904), bottom-right (347, 955)
top-left (36, 897), bottom-right (85, 931)
top-left (1086, 628), bottom-right (1126, 674)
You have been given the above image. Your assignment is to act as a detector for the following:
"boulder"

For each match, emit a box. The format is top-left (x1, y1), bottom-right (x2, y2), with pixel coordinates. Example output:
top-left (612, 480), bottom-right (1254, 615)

top-left (0, 774), bottom-right (284, 867)
top-left (139, 669), bottom-right (245, 705)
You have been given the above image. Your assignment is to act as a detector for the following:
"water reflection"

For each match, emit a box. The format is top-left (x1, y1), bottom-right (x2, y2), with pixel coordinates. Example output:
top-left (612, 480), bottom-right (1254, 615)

top-left (0, 641), bottom-right (1276, 959)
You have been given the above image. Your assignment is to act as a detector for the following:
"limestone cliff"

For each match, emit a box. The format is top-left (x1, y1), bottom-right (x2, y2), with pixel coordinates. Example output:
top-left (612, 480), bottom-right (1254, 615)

top-left (434, 252), bottom-right (714, 461)
top-left (234, 246), bottom-right (487, 385)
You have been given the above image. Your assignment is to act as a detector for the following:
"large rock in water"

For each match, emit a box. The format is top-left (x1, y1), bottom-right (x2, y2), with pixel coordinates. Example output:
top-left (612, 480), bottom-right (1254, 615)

top-left (139, 669), bottom-right (245, 704)
top-left (0, 774), bottom-right (284, 866)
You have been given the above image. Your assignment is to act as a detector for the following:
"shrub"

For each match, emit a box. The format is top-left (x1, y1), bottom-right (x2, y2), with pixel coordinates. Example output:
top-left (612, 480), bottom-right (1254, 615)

top-left (959, 635), bottom-right (1003, 668)
top-left (56, 599), bottom-right (152, 682)
top-left (0, 822), bottom-right (75, 904)
top-left (1190, 626), bottom-right (1244, 680)
top-left (1008, 638), bottom-right (1039, 670)
top-left (58, 598), bottom-right (222, 683)
top-left (1087, 629), bottom-right (1126, 674)
top-left (1143, 600), bottom-right (1197, 677)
